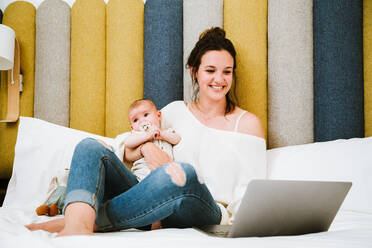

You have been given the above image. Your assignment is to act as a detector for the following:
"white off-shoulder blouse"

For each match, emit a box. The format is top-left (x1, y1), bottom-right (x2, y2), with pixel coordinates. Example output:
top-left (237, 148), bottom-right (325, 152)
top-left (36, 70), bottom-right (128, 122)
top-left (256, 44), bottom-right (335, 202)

top-left (161, 101), bottom-right (267, 225)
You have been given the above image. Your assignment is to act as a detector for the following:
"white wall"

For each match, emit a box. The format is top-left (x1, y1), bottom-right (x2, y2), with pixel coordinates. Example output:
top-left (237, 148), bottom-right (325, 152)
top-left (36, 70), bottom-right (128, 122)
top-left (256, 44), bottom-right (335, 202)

top-left (1, 0), bottom-right (146, 12)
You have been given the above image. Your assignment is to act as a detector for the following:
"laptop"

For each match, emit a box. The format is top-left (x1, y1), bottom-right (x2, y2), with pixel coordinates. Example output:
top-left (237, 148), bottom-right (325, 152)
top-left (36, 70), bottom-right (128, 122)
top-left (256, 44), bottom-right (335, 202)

top-left (198, 179), bottom-right (351, 238)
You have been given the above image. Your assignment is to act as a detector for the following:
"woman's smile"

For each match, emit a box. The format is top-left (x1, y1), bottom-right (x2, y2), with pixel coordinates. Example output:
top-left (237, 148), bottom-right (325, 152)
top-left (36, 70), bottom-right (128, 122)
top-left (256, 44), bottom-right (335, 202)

top-left (209, 85), bottom-right (225, 90)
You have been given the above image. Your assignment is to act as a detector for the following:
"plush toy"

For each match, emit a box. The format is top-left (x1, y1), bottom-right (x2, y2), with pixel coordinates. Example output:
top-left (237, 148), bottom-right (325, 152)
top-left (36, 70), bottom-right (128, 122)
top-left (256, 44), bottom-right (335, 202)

top-left (36, 168), bottom-right (69, 216)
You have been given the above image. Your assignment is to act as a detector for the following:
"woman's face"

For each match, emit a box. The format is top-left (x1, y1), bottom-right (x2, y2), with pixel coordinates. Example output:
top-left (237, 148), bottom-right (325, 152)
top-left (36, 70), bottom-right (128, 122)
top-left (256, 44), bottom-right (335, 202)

top-left (195, 49), bottom-right (234, 102)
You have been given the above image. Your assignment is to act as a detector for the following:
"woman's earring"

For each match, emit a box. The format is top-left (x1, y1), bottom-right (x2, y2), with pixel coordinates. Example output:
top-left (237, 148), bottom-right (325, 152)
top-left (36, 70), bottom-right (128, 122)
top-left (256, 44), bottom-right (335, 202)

top-left (192, 78), bottom-right (200, 101)
top-left (192, 78), bottom-right (198, 90)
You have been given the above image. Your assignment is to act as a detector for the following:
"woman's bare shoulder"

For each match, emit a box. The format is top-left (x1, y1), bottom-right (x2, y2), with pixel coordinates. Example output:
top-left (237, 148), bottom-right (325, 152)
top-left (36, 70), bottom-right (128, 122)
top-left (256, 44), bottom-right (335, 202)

top-left (235, 108), bottom-right (265, 139)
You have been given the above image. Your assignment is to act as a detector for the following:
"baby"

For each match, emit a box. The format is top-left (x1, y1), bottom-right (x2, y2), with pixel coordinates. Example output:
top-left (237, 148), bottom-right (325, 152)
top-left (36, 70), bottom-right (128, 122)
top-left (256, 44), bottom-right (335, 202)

top-left (124, 99), bottom-right (181, 181)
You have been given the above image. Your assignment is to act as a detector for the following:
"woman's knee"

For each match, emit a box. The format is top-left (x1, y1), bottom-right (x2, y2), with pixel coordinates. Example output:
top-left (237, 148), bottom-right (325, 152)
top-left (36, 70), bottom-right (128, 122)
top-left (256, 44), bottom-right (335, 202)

top-left (75, 138), bottom-right (102, 153)
top-left (74, 138), bottom-right (105, 158)
top-left (164, 162), bottom-right (200, 187)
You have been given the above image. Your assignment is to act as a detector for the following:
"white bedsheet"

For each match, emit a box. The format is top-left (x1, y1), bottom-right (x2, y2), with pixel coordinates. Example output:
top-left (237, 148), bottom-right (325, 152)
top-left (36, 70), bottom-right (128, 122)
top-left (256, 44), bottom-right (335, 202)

top-left (0, 208), bottom-right (372, 248)
top-left (1, 117), bottom-right (372, 247)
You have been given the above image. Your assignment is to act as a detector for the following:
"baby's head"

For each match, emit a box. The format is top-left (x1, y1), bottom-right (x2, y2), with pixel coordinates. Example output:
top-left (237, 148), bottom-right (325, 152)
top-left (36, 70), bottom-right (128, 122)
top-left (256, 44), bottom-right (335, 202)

top-left (128, 99), bottom-right (161, 131)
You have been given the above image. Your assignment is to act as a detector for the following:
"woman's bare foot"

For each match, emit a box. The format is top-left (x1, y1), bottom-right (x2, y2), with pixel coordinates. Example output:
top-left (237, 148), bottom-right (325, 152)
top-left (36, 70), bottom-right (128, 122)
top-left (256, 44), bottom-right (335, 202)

top-left (56, 202), bottom-right (96, 237)
top-left (25, 218), bottom-right (65, 233)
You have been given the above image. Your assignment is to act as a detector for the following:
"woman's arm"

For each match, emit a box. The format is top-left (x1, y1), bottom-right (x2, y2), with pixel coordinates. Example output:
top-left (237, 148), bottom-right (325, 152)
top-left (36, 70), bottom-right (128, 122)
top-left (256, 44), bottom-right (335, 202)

top-left (238, 112), bottom-right (265, 139)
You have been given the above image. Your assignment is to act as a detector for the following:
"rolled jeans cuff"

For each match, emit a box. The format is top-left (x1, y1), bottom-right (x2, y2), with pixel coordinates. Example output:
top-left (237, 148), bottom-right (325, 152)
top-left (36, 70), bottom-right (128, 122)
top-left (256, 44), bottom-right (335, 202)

top-left (62, 189), bottom-right (115, 231)
top-left (62, 189), bottom-right (98, 215)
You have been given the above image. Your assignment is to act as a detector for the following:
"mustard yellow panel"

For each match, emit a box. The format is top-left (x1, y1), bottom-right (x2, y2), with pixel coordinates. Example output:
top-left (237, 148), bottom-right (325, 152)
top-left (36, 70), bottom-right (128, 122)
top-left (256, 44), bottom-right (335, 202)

top-left (0, 2), bottom-right (35, 179)
top-left (70, 0), bottom-right (106, 135)
top-left (224, 0), bottom-right (268, 138)
top-left (365, 0), bottom-right (372, 137)
top-left (106, 0), bottom-right (144, 137)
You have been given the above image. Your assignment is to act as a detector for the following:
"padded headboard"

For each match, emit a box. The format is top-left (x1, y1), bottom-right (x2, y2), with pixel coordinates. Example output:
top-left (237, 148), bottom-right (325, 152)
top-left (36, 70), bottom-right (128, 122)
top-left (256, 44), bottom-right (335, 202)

top-left (0, 0), bottom-right (371, 179)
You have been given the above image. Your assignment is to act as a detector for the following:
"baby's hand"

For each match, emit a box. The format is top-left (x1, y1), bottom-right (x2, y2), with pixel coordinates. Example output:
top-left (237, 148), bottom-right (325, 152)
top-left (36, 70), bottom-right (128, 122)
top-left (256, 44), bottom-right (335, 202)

top-left (157, 129), bottom-right (173, 140)
top-left (149, 126), bottom-right (160, 139)
top-left (156, 130), bottom-right (165, 140)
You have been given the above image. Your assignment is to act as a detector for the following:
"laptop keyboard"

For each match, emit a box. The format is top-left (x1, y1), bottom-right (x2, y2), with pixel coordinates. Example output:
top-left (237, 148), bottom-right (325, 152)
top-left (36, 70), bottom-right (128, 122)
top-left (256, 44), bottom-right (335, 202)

top-left (199, 225), bottom-right (231, 237)
top-left (208, 230), bottom-right (229, 237)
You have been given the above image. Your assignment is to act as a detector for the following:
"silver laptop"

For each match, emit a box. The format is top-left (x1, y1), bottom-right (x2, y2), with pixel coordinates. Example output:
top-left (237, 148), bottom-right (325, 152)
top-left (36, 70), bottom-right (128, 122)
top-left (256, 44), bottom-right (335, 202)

top-left (198, 179), bottom-right (351, 238)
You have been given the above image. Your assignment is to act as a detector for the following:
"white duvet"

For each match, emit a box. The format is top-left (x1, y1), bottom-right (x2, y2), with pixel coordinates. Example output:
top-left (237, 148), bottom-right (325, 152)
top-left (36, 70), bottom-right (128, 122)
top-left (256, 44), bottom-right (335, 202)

top-left (0, 117), bottom-right (372, 248)
top-left (0, 208), bottom-right (371, 248)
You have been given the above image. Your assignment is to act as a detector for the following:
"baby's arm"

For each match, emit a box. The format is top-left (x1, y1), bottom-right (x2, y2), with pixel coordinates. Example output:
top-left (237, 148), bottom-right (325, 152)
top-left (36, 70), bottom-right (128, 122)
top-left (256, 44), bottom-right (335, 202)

top-left (124, 132), bottom-right (153, 164)
top-left (124, 131), bottom-right (154, 148)
top-left (158, 129), bottom-right (181, 145)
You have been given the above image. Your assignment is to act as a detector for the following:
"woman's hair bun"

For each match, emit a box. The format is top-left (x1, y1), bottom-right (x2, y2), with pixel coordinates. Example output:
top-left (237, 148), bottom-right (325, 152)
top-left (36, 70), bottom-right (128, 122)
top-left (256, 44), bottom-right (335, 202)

top-left (199, 27), bottom-right (226, 41)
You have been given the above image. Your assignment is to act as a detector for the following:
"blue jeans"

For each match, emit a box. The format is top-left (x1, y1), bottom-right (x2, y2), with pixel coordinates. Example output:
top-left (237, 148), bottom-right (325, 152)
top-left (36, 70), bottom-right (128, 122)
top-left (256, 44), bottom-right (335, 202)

top-left (63, 138), bottom-right (221, 232)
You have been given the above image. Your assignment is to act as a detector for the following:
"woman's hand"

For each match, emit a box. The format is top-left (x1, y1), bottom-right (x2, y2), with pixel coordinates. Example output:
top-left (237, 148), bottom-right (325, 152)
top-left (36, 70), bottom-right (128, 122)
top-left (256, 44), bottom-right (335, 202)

top-left (141, 142), bottom-right (172, 170)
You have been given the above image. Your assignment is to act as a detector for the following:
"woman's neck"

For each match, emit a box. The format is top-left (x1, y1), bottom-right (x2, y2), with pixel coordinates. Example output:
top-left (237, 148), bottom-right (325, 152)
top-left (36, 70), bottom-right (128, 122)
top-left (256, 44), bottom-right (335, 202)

top-left (193, 98), bottom-right (226, 119)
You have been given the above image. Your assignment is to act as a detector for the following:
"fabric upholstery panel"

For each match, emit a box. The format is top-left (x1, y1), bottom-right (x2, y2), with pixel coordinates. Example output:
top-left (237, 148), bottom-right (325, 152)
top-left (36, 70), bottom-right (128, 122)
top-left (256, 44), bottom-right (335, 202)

top-left (70, 0), bottom-right (106, 136)
top-left (0, 2), bottom-right (35, 179)
top-left (313, 0), bottom-right (364, 142)
top-left (0, 9), bottom-right (2, 86)
top-left (106, 0), bottom-right (144, 137)
top-left (224, 0), bottom-right (268, 139)
top-left (364, 0), bottom-right (372, 137)
top-left (144, 0), bottom-right (183, 110)
top-left (267, 0), bottom-right (313, 148)
top-left (183, 0), bottom-right (223, 103)
top-left (35, 0), bottom-right (70, 127)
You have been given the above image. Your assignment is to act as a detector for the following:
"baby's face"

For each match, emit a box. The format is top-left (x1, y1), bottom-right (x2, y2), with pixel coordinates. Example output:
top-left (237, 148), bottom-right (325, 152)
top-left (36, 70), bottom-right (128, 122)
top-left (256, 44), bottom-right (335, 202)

top-left (129, 103), bottom-right (161, 131)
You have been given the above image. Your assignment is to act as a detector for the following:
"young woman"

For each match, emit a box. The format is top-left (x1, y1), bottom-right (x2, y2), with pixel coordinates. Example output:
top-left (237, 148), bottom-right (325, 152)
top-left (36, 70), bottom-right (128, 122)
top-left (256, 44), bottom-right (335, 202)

top-left (26, 27), bottom-right (266, 237)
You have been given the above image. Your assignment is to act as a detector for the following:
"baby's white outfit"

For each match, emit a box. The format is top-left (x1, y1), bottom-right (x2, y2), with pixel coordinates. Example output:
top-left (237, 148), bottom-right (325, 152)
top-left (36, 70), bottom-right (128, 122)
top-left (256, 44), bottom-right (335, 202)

top-left (130, 130), bottom-right (174, 181)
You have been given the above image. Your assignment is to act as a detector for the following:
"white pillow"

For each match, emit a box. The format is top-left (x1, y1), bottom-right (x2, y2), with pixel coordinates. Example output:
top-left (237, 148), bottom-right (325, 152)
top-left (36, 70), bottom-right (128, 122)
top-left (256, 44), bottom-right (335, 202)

top-left (267, 137), bottom-right (372, 214)
top-left (3, 117), bottom-right (115, 212)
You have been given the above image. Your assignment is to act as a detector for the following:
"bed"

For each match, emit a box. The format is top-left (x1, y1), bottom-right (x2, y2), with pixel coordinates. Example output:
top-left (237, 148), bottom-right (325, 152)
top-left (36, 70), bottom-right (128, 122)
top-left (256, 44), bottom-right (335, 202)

top-left (0, 211), bottom-right (371, 248)
top-left (0, 117), bottom-right (371, 247)
top-left (1, 0), bottom-right (372, 247)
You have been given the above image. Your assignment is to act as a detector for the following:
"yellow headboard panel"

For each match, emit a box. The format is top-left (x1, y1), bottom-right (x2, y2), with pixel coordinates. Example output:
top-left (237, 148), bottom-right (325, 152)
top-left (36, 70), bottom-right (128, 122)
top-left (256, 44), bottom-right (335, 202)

top-left (224, 0), bottom-right (268, 138)
top-left (0, 2), bottom-right (35, 179)
top-left (70, 0), bottom-right (106, 136)
top-left (106, 0), bottom-right (144, 137)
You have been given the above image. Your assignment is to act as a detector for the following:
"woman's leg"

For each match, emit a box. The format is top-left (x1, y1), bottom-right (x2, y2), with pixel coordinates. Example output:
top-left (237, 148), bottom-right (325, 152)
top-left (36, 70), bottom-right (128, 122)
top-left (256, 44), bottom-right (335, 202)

top-left (56, 138), bottom-right (138, 236)
top-left (96, 162), bottom-right (221, 231)
top-left (28, 140), bottom-right (220, 234)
